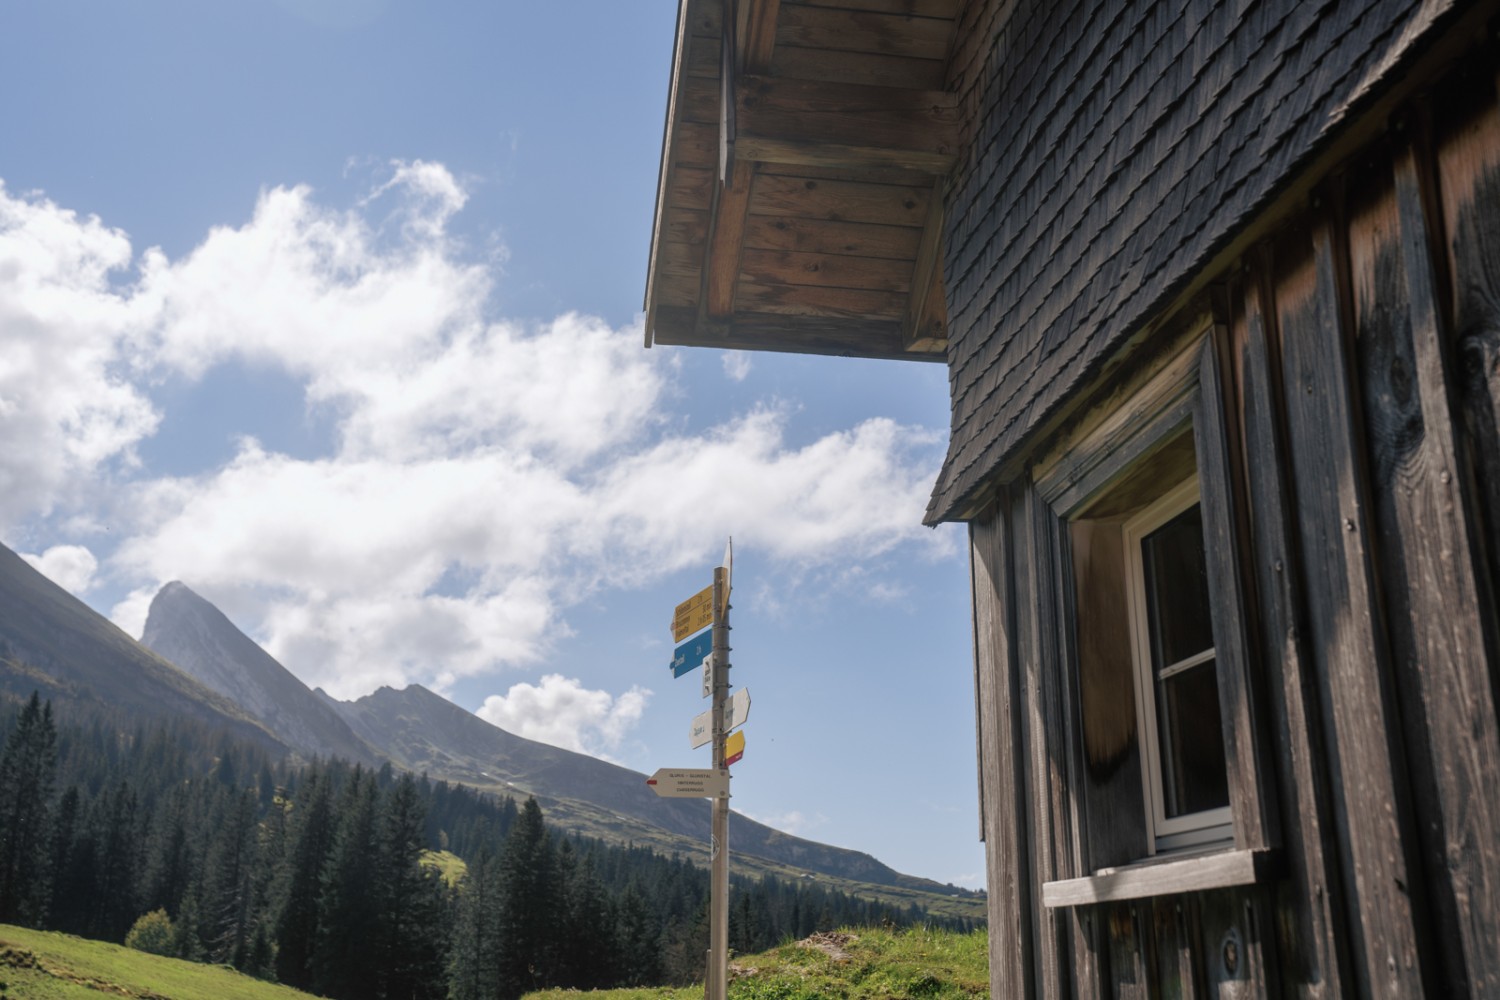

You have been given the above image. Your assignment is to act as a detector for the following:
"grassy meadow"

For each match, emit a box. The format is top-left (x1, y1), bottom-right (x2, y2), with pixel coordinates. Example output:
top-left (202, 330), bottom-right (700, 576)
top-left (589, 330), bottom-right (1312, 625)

top-left (523, 925), bottom-right (990, 1000)
top-left (0, 922), bottom-right (987, 1000)
top-left (0, 924), bottom-right (319, 1000)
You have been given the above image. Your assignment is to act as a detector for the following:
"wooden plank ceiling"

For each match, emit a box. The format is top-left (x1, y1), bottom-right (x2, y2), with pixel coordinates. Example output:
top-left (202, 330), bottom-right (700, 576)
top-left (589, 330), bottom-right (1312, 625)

top-left (644, 0), bottom-right (963, 362)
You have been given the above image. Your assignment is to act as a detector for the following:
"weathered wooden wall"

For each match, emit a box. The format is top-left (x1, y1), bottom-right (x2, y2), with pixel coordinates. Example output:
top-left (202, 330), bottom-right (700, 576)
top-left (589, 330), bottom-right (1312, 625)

top-left (967, 39), bottom-right (1500, 1000)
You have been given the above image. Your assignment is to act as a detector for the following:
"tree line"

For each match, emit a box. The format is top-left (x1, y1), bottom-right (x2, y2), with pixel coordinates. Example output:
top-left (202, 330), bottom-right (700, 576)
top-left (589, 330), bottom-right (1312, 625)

top-left (0, 692), bottom-right (978, 999)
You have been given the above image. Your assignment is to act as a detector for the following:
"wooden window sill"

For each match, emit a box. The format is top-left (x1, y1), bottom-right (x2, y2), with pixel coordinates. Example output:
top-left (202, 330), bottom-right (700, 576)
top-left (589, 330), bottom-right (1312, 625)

top-left (1040, 848), bottom-right (1279, 908)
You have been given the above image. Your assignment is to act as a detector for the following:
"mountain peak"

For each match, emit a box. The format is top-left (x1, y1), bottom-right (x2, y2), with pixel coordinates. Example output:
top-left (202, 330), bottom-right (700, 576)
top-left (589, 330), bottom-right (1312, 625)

top-left (140, 582), bottom-right (376, 764)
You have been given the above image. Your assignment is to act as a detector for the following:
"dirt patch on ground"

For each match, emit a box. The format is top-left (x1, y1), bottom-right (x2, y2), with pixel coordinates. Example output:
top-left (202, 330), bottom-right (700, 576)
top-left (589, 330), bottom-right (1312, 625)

top-left (798, 931), bottom-right (857, 962)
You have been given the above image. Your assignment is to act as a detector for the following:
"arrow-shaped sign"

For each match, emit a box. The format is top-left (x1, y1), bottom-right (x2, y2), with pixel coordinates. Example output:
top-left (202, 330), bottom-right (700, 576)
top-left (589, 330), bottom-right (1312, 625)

top-left (672, 584), bottom-right (714, 642)
top-left (725, 730), bottom-right (745, 767)
top-left (689, 689), bottom-right (751, 749)
top-left (646, 767), bottom-right (729, 799)
top-left (670, 631), bottom-right (713, 678)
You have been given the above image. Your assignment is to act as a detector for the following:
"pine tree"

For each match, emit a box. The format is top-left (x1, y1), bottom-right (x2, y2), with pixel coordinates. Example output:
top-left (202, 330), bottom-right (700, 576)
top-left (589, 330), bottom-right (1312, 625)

top-left (496, 798), bottom-right (556, 1000)
top-left (376, 772), bottom-right (449, 1000)
top-left (274, 769), bottom-right (334, 989)
top-left (314, 770), bottom-right (381, 999)
top-left (447, 848), bottom-right (500, 1000)
top-left (0, 693), bottom-right (57, 925)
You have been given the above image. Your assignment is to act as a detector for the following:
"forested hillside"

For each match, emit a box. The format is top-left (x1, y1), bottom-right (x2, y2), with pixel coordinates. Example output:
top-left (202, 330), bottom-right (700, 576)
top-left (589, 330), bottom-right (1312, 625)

top-left (0, 691), bottom-right (977, 1000)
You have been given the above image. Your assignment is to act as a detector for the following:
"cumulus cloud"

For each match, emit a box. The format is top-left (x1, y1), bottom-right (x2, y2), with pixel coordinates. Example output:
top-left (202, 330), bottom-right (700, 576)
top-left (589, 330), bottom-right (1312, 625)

top-left (1, 162), bottom-right (951, 698)
top-left (0, 182), bottom-right (158, 525)
top-left (20, 544), bottom-right (99, 594)
top-left (476, 674), bottom-right (651, 760)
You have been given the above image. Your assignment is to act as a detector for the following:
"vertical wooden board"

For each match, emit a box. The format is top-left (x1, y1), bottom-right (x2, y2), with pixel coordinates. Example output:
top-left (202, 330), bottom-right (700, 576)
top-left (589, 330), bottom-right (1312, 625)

top-left (1150, 895), bottom-right (1199, 1000)
top-left (1107, 902), bottom-right (1151, 1000)
top-left (1347, 135), bottom-right (1500, 996)
top-left (1235, 254), bottom-right (1349, 998)
top-left (1435, 67), bottom-right (1500, 605)
top-left (1197, 887), bottom-right (1274, 1000)
top-left (1012, 485), bottom-right (1068, 998)
top-left (1195, 327), bottom-right (1277, 851)
top-left (969, 504), bottom-right (1035, 998)
top-left (1273, 212), bottom-right (1431, 997)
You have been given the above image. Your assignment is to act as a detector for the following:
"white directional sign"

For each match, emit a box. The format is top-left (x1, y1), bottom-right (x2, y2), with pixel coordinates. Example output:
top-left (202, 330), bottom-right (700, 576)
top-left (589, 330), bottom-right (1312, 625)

top-left (646, 767), bottom-right (729, 799)
top-left (689, 689), bottom-right (750, 749)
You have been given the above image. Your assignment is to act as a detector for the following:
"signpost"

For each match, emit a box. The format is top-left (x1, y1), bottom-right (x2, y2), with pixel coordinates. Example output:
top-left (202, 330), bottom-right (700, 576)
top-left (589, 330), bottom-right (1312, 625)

top-left (652, 540), bottom-right (738, 1000)
top-left (672, 584), bottom-right (714, 642)
top-left (646, 767), bottom-right (730, 799)
top-left (671, 631), bottom-right (713, 678)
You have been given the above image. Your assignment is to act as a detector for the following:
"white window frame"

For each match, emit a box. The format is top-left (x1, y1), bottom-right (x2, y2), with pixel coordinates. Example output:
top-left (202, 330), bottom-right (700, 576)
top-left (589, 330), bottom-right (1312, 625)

top-left (1123, 474), bottom-right (1233, 854)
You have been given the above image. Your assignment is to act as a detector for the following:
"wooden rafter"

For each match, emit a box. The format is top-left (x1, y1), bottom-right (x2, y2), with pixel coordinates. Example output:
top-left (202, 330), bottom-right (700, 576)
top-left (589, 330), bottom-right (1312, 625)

top-left (736, 75), bottom-right (961, 175)
top-left (904, 183), bottom-right (947, 350)
top-left (735, 0), bottom-right (779, 73)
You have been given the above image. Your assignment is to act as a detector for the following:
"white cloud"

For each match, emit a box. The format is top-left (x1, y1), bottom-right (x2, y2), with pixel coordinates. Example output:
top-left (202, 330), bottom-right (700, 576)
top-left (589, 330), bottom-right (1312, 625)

top-left (476, 674), bottom-right (651, 760)
top-left (721, 351), bottom-right (752, 382)
top-left (20, 544), bottom-right (99, 594)
top-left (2, 164), bottom-right (952, 699)
top-left (110, 586), bottom-right (158, 641)
top-left (0, 181), bottom-right (159, 527)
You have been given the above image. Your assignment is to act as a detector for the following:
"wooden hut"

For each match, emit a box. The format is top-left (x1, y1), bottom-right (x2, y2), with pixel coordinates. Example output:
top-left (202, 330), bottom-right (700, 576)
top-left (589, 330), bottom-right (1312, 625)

top-left (644, 1), bottom-right (1500, 995)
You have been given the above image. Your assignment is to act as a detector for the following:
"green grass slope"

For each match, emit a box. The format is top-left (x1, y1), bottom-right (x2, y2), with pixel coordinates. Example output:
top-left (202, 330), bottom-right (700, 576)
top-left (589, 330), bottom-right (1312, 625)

top-left (0, 924), bottom-right (319, 1000)
top-left (523, 925), bottom-right (990, 1000)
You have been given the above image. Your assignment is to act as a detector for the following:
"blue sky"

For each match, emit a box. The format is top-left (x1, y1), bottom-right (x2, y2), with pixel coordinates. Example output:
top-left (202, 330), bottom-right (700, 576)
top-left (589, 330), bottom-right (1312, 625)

top-left (0, 0), bottom-right (983, 888)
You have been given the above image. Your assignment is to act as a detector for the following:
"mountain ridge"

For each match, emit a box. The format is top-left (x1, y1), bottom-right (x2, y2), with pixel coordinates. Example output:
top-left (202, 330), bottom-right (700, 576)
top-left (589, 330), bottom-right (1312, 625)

top-left (0, 545), bottom-right (281, 752)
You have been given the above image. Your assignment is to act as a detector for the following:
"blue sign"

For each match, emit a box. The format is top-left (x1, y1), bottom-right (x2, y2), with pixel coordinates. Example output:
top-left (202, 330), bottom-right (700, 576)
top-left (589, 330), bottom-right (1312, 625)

top-left (670, 632), bottom-right (713, 678)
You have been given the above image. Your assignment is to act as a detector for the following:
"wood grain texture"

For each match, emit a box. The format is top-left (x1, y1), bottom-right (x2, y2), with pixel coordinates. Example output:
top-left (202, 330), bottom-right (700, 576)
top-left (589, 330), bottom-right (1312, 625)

top-left (734, 73), bottom-right (961, 158)
top-left (1235, 250), bottom-right (1350, 998)
top-left (704, 159), bottom-right (756, 316)
top-left (1012, 485), bottom-right (1071, 998)
top-left (1195, 327), bottom-right (1278, 853)
top-left (775, 2), bottom-right (954, 60)
top-left (1274, 211), bottom-right (1432, 998)
top-left (1347, 132), bottom-right (1500, 997)
top-left (651, 304), bottom-right (940, 361)
top-left (1041, 848), bottom-right (1278, 908)
top-left (752, 173), bottom-right (932, 225)
top-left (737, 247), bottom-right (912, 291)
top-left (969, 504), bottom-right (1036, 998)
top-left (741, 215), bottom-right (923, 258)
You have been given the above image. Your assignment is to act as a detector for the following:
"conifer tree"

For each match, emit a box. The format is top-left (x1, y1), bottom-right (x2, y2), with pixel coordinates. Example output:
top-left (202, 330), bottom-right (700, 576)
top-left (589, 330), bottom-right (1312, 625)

top-left (0, 693), bottom-right (57, 925)
top-left (274, 769), bottom-right (334, 989)
top-left (314, 770), bottom-right (381, 999)
top-left (376, 772), bottom-right (449, 1000)
top-left (496, 797), bottom-right (556, 1000)
top-left (447, 847), bottom-right (500, 1000)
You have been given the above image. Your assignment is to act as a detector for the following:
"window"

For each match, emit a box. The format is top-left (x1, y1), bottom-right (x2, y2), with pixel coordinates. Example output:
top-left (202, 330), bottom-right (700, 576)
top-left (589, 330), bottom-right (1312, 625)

top-left (1034, 330), bottom-right (1277, 907)
top-left (1124, 476), bottom-right (1231, 853)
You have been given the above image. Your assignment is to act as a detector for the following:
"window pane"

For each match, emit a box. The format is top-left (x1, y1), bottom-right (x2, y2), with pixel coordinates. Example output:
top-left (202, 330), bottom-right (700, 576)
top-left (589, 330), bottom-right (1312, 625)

top-left (1156, 660), bottom-right (1230, 817)
top-left (1142, 504), bottom-right (1214, 668)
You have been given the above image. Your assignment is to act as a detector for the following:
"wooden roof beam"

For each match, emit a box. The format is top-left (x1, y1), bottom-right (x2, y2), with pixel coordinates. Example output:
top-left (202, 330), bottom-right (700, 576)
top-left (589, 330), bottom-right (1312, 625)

top-left (735, 75), bottom-right (961, 175)
top-left (735, 0), bottom-right (779, 74)
top-left (904, 186), bottom-right (948, 352)
top-left (655, 305), bottom-right (945, 362)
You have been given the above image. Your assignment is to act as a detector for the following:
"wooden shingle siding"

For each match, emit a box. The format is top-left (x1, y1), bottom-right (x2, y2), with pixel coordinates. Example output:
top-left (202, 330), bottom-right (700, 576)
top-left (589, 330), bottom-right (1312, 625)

top-left (966, 44), bottom-right (1500, 991)
top-left (928, 0), bottom-right (1465, 523)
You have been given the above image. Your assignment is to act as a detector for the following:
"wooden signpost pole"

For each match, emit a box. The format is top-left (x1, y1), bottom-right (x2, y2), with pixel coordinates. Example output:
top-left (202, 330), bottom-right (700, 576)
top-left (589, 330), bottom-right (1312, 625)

top-left (707, 565), bottom-right (730, 1000)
